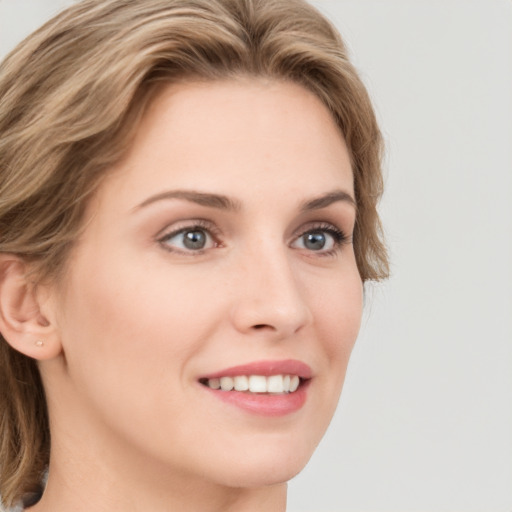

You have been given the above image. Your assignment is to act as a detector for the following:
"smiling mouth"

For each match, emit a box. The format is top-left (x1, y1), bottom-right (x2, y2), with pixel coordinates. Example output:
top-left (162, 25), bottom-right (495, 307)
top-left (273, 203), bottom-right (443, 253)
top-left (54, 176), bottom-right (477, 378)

top-left (199, 374), bottom-right (304, 394)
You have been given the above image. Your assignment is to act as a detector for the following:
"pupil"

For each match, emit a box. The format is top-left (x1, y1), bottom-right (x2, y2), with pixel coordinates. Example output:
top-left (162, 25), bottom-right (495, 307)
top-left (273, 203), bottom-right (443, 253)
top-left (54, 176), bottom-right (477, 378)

top-left (304, 232), bottom-right (325, 250)
top-left (183, 230), bottom-right (206, 249)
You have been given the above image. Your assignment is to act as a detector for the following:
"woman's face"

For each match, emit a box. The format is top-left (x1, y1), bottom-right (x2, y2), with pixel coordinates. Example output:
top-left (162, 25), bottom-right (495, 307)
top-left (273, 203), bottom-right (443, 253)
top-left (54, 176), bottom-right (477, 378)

top-left (46, 79), bottom-right (363, 487)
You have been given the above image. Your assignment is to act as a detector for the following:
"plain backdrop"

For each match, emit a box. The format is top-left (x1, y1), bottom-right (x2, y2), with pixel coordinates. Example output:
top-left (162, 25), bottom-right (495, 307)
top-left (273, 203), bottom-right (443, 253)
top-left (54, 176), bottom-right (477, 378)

top-left (1, 1), bottom-right (511, 511)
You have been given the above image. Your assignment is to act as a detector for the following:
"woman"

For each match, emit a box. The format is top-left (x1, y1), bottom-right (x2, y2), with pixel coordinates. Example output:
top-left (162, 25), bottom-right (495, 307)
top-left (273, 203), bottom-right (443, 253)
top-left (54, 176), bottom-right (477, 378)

top-left (0, 0), bottom-right (388, 510)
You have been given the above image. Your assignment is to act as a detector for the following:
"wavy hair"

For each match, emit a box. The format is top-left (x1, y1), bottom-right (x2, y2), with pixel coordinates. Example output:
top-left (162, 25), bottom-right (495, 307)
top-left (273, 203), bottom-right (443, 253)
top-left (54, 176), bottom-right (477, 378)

top-left (0, 0), bottom-right (388, 506)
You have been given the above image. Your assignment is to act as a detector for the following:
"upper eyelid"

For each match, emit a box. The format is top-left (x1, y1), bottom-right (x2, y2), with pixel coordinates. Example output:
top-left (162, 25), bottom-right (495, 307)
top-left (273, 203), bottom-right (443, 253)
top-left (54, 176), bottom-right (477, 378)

top-left (156, 219), bottom-right (219, 239)
top-left (155, 219), bottom-right (352, 250)
top-left (293, 221), bottom-right (349, 238)
top-left (157, 220), bottom-right (346, 237)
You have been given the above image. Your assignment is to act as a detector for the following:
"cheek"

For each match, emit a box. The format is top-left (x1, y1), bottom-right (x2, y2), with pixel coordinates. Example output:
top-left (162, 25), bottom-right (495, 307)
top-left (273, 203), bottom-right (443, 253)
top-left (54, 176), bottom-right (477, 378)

top-left (313, 270), bottom-right (363, 357)
top-left (308, 268), bottom-right (363, 416)
top-left (56, 252), bottom-right (223, 407)
top-left (53, 257), bottom-right (230, 462)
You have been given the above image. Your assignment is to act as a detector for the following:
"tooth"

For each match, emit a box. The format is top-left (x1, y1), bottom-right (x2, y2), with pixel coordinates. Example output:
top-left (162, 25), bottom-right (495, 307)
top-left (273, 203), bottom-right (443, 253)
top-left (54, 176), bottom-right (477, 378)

top-left (289, 375), bottom-right (300, 392)
top-left (283, 375), bottom-right (291, 392)
top-left (267, 375), bottom-right (284, 393)
top-left (220, 376), bottom-right (234, 391)
top-left (208, 378), bottom-right (221, 390)
top-left (248, 375), bottom-right (267, 393)
top-left (212, 374), bottom-right (301, 393)
top-left (234, 375), bottom-right (249, 391)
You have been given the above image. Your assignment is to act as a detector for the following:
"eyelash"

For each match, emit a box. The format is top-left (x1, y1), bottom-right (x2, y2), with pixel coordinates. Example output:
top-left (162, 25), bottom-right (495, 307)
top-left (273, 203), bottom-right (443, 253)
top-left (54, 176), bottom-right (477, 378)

top-left (157, 219), bottom-right (220, 255)
top-left (157, 220), bottom-right (350, 257)
top-left (295, 222), bottom-right (350, 257)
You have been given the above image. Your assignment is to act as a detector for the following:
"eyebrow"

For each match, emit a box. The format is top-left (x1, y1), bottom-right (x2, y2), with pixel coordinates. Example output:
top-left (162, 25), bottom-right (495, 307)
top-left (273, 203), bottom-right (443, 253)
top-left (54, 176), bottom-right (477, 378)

top-left (135, 188), bottom-right (356, 213)
top-left (135, 190), bottom-right (241, 211)
top-left (299, 190), bottom-right (356, 212)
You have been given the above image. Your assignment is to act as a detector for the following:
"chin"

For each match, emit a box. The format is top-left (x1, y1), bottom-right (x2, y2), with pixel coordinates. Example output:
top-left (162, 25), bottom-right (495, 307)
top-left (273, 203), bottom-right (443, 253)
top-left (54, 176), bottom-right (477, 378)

top-left (202, 435), bottom-right (318, 489)
top-left (214, 461), bottom-right (307, 489)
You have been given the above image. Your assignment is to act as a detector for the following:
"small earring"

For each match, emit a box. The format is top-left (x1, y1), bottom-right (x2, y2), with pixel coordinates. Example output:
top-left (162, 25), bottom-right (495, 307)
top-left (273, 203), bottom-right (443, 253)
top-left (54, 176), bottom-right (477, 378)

top-left (35, 340), bottom-right (44, 347)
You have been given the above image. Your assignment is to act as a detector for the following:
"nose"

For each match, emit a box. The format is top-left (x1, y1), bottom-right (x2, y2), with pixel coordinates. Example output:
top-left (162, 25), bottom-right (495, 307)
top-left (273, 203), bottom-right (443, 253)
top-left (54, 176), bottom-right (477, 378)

top-left (229, 249), bottom-right (313, 339)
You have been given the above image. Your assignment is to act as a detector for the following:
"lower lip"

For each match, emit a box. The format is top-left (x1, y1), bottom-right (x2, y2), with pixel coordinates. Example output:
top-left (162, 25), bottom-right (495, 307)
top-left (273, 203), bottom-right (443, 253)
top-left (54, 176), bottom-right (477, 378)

top-left (201, 381), bottom-right (309, 417)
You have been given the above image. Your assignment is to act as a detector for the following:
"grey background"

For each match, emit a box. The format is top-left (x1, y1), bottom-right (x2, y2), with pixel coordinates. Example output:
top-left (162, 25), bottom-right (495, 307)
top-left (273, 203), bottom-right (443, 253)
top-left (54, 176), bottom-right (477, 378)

top-left (1, 1), bottom-right (511, 511)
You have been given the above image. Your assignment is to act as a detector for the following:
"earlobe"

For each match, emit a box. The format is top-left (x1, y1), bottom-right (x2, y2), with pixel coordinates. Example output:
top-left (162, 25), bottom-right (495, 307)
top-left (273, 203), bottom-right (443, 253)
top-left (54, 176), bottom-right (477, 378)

top-left (0, 255), bottom-right (62, 360)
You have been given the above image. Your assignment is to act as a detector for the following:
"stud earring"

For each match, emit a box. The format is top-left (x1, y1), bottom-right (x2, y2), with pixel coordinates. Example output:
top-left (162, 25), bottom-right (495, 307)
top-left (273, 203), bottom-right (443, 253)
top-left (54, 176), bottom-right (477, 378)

top-left (35, 340), bottom-right (44, 347)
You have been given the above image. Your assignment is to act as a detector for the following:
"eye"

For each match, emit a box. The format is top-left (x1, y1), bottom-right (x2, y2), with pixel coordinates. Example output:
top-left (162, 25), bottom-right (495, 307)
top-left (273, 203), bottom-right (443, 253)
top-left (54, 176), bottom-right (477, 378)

top-left (291, 225), bottom-right (348, 254)
top-left (158, 223), bottom-right (218, 253)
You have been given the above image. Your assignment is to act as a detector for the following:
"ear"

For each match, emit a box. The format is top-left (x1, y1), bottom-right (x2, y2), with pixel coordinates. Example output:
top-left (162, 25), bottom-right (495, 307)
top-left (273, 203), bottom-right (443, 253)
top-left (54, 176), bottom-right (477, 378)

top-left (0, 255), bottom-right (62, 360)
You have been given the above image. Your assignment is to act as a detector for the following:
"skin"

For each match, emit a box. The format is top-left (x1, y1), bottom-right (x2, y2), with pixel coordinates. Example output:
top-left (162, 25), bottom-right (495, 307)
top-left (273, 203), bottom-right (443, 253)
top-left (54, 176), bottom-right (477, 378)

top-left (25, 79), bottom-right (363, 512)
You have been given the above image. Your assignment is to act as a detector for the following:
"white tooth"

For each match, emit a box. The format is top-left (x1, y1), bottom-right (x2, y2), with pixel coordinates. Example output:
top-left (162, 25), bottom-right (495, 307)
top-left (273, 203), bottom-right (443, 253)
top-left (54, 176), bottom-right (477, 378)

top-left (248, 375), bottom-right (267, 393)
top-left (289, 375), bottom-right (300, 392)
top-left (220, 376), bottom-right (234, 391)
top-left (234, 375), bottom-right (249, 391)
top-left (208, 378), bottom-right (221, 390)
top-left (283, 375), bottom-right (291, 393)
top-left (267, 375), bottom-right (284, 393)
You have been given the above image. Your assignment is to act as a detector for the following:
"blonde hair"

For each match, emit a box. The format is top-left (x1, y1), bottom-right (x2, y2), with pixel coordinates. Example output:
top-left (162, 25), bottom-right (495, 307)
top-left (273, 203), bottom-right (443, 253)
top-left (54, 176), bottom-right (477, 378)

top-left (0, 0), bottom-right (388, 506)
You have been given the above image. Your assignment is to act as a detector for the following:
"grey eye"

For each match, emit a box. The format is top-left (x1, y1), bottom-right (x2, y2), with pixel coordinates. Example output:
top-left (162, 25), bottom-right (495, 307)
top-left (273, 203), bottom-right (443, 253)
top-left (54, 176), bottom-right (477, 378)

top-left (182, 230), bottom-right (207, 250)
top-left (303, 232), bottom-right (327, 251)
top-left (291, 227), bottom-right (343, 253)
top-left (161, 227), bottom-right (214, 252)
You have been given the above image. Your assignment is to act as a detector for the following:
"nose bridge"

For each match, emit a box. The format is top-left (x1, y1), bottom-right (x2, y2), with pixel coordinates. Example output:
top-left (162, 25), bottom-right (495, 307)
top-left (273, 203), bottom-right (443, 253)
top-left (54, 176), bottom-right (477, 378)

top-left (230, 237), bottom-right (312, 337)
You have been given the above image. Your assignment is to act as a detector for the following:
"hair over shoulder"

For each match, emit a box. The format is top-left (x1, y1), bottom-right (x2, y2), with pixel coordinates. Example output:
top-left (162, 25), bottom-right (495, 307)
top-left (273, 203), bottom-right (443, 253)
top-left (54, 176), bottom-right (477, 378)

top-left (0, 0), bottom-right (388, 507)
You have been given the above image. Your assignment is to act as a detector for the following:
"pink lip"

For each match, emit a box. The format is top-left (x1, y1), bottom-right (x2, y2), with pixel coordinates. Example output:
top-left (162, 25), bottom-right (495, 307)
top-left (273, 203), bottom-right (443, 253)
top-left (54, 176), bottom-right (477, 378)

top-left (200, 359), bottom-right (313, 380)
top-left (199, 359), bottom-right (312, 417)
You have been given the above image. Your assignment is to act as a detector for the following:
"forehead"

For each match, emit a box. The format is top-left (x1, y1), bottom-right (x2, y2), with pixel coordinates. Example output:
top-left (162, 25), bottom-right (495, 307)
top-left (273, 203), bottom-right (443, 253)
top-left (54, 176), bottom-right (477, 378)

top-left (99, 78), bottom-right (353, 208)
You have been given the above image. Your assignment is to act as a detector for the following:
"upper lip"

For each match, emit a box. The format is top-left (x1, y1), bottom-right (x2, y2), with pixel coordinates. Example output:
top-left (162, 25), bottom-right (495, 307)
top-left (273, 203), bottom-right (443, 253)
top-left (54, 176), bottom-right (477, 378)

top-left (200, 359), bottom-right (313, 380)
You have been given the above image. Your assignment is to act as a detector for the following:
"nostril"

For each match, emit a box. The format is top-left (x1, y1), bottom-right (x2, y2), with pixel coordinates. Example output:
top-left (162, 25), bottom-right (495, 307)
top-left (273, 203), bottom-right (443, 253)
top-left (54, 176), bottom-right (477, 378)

top-left (252, 324), bottom-right (273, 330)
